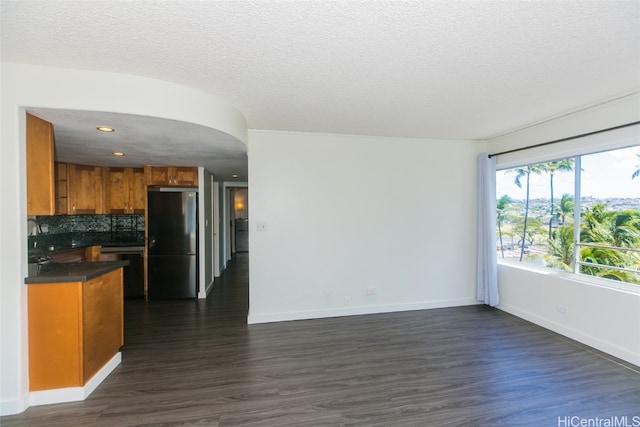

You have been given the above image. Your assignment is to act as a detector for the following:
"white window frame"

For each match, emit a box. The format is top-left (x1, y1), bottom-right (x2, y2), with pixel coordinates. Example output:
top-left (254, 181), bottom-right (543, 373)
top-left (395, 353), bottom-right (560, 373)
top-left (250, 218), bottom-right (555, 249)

top-left (494, 124), bottom-right (640, 293)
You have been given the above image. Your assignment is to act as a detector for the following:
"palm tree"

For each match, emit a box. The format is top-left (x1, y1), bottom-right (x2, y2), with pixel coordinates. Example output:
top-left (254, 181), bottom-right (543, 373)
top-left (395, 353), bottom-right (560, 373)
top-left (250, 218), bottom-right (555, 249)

top-left (496, 194), bottom-right (512, 258)
top-left (507, 165), bottom-right (543, 261)
top-left (610, 210), bottom-right (640, 248)
top-left (581, 203), bottom-right (613, 244)
top-left (632, 154), bottom-right (640, 180)
top-left (543, 159), bottom-right (574, 240)
top-left (558, 193), bottom-right (574, 225)
top-left (546, 224), bottom-right (574, 271)
top-left (579, 205), bottom-right (640, 285)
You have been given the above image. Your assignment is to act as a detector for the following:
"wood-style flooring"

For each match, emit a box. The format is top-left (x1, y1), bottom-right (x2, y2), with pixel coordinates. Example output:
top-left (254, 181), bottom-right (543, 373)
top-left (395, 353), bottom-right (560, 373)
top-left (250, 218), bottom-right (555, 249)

top-left (3, 252), bottom-right (639, 426)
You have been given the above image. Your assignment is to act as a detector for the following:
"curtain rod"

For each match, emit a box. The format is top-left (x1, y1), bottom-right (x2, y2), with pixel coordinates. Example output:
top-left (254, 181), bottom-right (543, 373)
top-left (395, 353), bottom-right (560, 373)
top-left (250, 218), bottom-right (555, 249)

top-left (487, 121), bottom-right (640, 158)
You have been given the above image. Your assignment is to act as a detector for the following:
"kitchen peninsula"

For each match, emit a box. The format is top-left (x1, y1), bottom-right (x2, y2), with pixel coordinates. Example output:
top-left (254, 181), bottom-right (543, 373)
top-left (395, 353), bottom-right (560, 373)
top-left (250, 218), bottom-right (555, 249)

top-left (25, 260), bottom-right (128, 404)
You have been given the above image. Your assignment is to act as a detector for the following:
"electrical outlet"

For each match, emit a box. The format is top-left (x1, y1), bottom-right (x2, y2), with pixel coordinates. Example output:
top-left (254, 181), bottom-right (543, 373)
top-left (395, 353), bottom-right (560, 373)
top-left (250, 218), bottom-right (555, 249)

top-left (366, 287), bottom-right (376, 296)
top-left (557, 304), bottom-right (568, 314)
top-left (345, 296), bottom-right (351, 305)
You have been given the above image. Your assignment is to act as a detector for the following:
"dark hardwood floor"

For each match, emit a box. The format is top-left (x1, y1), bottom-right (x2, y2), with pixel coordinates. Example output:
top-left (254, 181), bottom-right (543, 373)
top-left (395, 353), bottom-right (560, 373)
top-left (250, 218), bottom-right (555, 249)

top-left (3, 252), bottom-right (639, 426)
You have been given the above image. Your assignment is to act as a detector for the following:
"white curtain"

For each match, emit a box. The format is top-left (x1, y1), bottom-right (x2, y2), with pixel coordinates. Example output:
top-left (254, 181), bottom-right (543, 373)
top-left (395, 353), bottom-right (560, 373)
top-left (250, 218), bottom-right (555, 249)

top-left (476, 153), bottom-right (499, 306)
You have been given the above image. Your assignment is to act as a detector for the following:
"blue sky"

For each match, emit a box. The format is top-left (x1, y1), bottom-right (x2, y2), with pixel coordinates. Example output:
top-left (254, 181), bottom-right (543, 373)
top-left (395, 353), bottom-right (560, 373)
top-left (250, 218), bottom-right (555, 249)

top-left (496, 145), bottom-right (640, 200)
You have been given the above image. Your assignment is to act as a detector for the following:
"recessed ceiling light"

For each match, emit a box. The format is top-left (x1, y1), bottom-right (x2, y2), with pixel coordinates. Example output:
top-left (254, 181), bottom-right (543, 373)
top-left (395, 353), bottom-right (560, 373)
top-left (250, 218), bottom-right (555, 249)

top-left (97, 126), bottom-right (115, 132)
top-left (112, 152), bottom-right (125, 157)
top-left (232, 174), bottom-right (239, 178)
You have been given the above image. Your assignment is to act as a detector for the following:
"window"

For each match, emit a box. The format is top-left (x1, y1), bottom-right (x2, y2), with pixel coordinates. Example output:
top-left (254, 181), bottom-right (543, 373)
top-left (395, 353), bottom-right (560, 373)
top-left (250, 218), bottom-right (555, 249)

top-left (496, 145), bottom-right (640, 286)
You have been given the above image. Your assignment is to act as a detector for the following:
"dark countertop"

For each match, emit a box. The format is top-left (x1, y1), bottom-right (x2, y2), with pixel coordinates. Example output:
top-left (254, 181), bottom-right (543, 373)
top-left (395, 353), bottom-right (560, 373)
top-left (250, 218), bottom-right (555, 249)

top-left (25, 261), bottom-right (130, 284)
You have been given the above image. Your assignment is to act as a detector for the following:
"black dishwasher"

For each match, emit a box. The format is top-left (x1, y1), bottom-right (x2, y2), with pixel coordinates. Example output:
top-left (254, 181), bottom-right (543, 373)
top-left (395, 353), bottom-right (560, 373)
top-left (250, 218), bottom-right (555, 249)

top-left (101, 246), bottom-right (144, 298)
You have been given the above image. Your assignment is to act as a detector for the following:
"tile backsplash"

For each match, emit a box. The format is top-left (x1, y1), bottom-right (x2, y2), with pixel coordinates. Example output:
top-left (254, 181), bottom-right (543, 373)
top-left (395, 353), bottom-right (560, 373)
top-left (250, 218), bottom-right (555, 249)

top-left (29, 214), bottom-right (144, 252)
top-left (38, 214), bottom-right (144, 233)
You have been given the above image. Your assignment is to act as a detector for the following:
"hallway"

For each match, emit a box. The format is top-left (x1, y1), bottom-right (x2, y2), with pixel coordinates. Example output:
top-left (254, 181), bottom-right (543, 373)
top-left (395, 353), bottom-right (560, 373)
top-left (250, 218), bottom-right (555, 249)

top-left (2, 251), bottom-right (639, 426)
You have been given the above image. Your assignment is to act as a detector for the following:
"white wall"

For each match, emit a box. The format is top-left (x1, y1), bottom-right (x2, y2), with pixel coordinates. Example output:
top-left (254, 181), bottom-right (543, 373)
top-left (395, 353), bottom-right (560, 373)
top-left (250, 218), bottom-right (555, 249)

top-left (0, 63), bottom-right (247, 415)
top-left (199, 168), bottom-right (214, 298)
top-left (247, 130), bottom-right (483, 324)
top-left (489, 93), bottom-right (640, 164)
top-left (488, 93), bottom-right (640, 366)
top-left (214, 178), bottom-right (224, 276)
top-left (498, 265), bottom-right (640, 365)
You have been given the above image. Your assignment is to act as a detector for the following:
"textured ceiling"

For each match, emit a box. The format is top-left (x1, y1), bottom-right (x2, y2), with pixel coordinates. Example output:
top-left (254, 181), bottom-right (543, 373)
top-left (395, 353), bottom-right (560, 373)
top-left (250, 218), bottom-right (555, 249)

top-left (2, 1), bottom-right (639, 175)
top-left (27, 109), bottom-right (248, 180)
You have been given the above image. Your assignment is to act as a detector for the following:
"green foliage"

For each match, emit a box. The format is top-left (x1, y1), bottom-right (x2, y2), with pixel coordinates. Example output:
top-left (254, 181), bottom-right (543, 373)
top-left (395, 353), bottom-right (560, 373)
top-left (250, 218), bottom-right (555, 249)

top-left (508, 165), bottom-right (543, 188)
top-left (577, 205), bottom-right (640, 284)
top-left (546, 224), bottom-right (574, 271)
top-left (558, 194), bottom-right (574, 225)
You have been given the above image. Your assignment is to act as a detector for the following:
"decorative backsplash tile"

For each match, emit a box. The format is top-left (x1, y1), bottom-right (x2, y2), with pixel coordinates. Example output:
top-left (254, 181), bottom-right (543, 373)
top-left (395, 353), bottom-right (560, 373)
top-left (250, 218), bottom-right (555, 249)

top-left (37, 214), bottom-right (144, 234)
top-left (29, 214), bottom-right (144, 252)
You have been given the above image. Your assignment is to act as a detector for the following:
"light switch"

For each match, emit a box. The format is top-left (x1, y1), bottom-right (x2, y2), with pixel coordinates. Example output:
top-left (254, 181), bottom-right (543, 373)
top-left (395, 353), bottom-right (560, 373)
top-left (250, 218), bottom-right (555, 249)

top-left (256, 222), bottom-right (267, 232)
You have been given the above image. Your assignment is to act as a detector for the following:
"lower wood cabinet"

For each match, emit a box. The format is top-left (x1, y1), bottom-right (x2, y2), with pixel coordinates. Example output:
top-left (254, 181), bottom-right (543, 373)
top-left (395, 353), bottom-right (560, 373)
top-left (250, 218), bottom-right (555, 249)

top-left (27, 268), bottom-right (123, 391)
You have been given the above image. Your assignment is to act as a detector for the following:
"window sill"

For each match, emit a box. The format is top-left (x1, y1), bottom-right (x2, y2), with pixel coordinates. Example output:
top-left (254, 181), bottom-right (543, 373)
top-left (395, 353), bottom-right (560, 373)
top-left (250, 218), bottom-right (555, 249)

top-left (497, 259), bottom-right (640, 295)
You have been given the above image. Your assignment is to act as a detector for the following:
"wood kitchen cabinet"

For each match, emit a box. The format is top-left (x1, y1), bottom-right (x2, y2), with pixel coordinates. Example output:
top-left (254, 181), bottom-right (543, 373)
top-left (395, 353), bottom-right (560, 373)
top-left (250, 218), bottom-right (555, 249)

top-left (144, 166), bottom-right (198, 187)
top-left (104, 167), bottom-right (145, 214)
top-left (26, 113), bottom-right (55, 215)
top-left (67, 164), bottom-right (105, 214)
top-left (27, 268), bottom-right (124, 391)
top-left (55, 162), bottom-right (69, 215)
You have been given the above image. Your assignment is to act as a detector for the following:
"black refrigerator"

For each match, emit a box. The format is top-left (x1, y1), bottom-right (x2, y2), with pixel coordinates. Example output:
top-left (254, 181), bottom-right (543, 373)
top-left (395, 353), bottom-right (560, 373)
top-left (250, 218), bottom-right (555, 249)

top-left (147, 188), bottom-right (198, 299)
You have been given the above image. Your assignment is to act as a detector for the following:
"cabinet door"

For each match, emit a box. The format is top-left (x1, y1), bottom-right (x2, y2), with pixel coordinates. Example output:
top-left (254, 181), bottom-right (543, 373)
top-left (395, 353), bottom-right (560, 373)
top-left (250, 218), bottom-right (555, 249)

top-left (172, 167), bottom-right (198, 187)
top-left (26, 113), bottom-right (55, 215)
top-left (144, 166), bottom-right (171, 186)
top-left (104, 167), bottom-right (129, 214)
top-left (28, 282), bottom-right (83, 390)
top-left (130, 168), bottom-right (146, 213)
top-left (82, 269), bottom-right (123, 382)
top-left (68, 165), bottom-right (104, 214)
top-left (145, 166), bottom-right (198, 187)
top-left (105, 167), bottom-right (145, 214)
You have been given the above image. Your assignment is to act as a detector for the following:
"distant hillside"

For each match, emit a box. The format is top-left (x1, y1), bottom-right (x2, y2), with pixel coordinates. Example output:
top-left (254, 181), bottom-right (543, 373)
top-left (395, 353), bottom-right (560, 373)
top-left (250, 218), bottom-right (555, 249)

top-left (502, 197), bottom-right (640, 215)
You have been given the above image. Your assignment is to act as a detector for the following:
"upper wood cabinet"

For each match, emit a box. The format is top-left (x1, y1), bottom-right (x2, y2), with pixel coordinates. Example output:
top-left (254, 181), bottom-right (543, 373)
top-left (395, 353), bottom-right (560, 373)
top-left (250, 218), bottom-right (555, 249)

top-left (67, 164), bottom-right (105, 214)
top-left (26, 113), bottom-right (55, 215)
top-left (145, 166), bottom-right (198, 187)
top-left (104, 167), bottom-right (145, 214)
top-left (130, 168), bottom-right (146, 212)
top-left (55, 162), bottom-right (69, 215)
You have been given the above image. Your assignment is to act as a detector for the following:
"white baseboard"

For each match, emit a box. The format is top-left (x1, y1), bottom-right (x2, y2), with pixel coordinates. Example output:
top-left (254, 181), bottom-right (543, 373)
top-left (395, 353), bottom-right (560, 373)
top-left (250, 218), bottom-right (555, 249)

top-left (0, 395), bottom-right (29, 417)
top-left (198, 281), bottom-right (211, 299)
top-left (28, 352), bottom-right (121, 407)
top-left (200, 278), bottom-right (215, 299)
top-left (248, 298), bottom-right (479, 324)
top-left (498, 303), bottom-right (640, 367)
